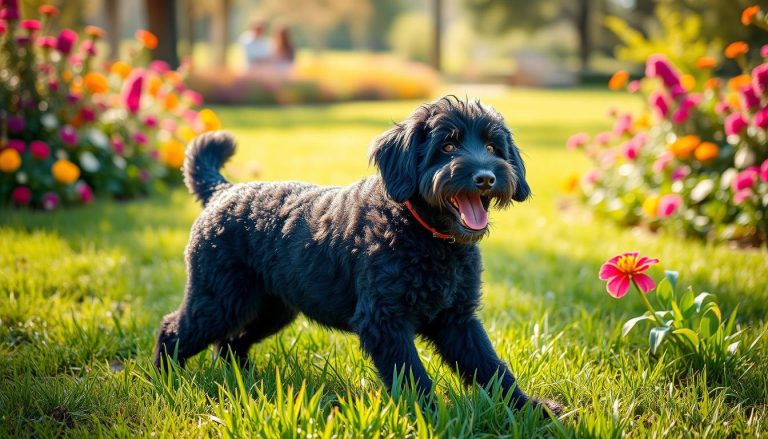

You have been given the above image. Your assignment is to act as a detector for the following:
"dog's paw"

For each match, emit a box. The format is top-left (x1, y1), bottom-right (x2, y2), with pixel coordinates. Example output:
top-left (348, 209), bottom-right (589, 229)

top-left (532, 398), bottom-right (564, 418)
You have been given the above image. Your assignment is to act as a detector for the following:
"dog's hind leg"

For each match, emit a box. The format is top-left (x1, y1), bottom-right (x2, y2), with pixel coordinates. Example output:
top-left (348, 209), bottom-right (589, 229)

top-left (215, 295), bottom-right (298, 364)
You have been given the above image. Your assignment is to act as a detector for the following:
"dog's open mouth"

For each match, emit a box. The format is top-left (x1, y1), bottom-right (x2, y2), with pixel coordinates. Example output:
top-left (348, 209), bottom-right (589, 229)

top-left (447, 193), bottom-right (491, 231)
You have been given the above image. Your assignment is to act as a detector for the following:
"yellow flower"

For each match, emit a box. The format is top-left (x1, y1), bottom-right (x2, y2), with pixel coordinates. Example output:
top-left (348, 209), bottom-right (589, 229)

top-left (668, 135), bottom-right (701, 159)
top-left (633, 113), bottom-right (651, 130)
top-left (160, 139), bottom-right (185, 168)
top-left (642, 195), bottom-right (660, 218)
top-left (198, 109), bottom-right (221, 132)
top-left (177, 126), bottom-right (196, 143)
top-left (561, 173), bottom-right (580, 193)
top-left (608, 70), bottom-right (629, 90)
top-left (724, 41), bottom-right (749, 59)
top-left (694, 142), bottom-right (719, 161)
top-left (0, 148), bottom-right (22, 173)
top-left (110, 61), bottom-right (132, 79)
top-left (681, 74), bottom-right (696, 92)
top-left (52, 159), bottom-right (80, 184)
top-left (728, 74), bottom-right (751, 92)
top-left (84, 72), bottom-right (109, 94)
top-left (61, 70), bottom-right (73, 83)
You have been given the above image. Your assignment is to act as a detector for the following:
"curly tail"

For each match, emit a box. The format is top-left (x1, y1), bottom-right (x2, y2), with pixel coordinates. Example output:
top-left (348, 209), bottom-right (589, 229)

top-left (183, 131), bottom-right (236, 206)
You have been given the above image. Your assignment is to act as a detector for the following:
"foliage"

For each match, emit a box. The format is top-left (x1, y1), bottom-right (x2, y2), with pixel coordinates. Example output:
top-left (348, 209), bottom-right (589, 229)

top-left (567, 14), bottom-right (768, 245)
top-left (0, 1), bottom-right (221, 210)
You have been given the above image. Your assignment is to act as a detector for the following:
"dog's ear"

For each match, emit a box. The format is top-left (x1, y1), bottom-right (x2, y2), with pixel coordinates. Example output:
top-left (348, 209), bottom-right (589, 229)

top-left (504, 131), bottom-right (531, 202)
top-left (369, 119), bottom-right (424, 202)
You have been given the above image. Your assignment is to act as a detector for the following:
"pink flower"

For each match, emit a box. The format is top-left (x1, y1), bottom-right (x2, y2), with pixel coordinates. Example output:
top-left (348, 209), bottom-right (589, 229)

top-left (760, 159), bottom-right (768, 182)
top-left (627, 80), bottom-right (642, 93)
top-left (0, 0), bottom-right (19, 20)
top-left (599, 252), bottom-right (659, 299)
top-left (762, 45), bottom-right (768, 58)
top-left (55, 29), bottom-right (77, 55)
top-left (566, 132), bottom-right (589, 150)
top-left (77, 182), bottom-right (93, 203)
top-left (144, 115), bottom-right (158, 128)
top-left (725, 113), bottom-right (748, 136)
top-left (732, 167), bottom-right (758, 191)
top-left (30, 140), bottom-right (50, 160)
top-left (48, 79), bottom-right (58, 91)
top-left (652, 152), bottom-right (673, 173)
top-left (584, 169), bottom-right (601, 184)
top-left (182, 90), bottom-right (203, 106)
top-left (671, 166), bottom-right (689, 181)
top-left (20, 19), bottom-right (40, 32)
top-left (753, 63), bottom-right (768, 95)
top-left (42, 192), bottom-right (59, 210)
top-left (59, 125), bottom-right (78, 146)
top-left (7, 114), bottom-right (24, 133)
top-left (733, 188), bottom-right (753, 204)
top-left (755, 108), bottom-right (768, 129)
top-left (111, 137), bottom-right (125, 155)
top-left (149, 60), bottom-right (171, 73)
top-left (739, 85), bottom-right (760, 110)
top-left (595, 132), bottom-right (612, 147)
top-left (38, 35), bottom-right (56, 49)
top-left (715, 101), bottom-right (730, 115)
top-left (121, 69), bottom-right (145, 114)
top-left (623, 143), bottom-right (639, 160)
top-left (81, 39), bottom-right (96, 56)
top-left (160, 118), bottom-right (177, 133)
top-left (657, 194), bottom-right (683, 218)
top-left (11, 186), bottom-right (31, 205)
top-left (650, 91), bottom-right (670, 118)
top-left (613, 113), bottom-right (633, 137)
top-left (669, 85), bottom-right (686, 99)
top-left (7, 139), bottom-right (25, 153)
top-left (646, 54), bottom-right (681, 88)
top-left (672, 108), bottom-right (690, 124)
top-left (132, 132), bottom-right (147, 145)
top-left (0, 21), bottom-right (6, 35)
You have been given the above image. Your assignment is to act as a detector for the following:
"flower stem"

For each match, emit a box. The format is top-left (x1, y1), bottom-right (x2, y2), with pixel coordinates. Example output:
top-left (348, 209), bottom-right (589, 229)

top-left (633, 279), bottom-right (665, 327)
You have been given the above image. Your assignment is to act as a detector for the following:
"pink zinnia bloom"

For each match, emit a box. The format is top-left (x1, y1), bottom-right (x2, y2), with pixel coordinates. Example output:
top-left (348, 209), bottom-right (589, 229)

top-left (650, 91), bottom-right (670, 118)
top-left (132, 132), bottom-right (147, 145)
top-left (755, 108), bottom-right (768, 129)
top-left (613, 113), bottom-right (633, 137)
top-left (752, 63), bottom-right (768, 96)
top-left (11, 186), bottom-right (32, 205)
top-left (759, 159), bottom-right (768, 182)
top-left (0, 0), bottom-right (19, 21)
top-left (669, 85), bottom-right (686, 99)
top-left (623, 142), bottom-right (639, 160)
top-left (59, 125), bottom-right (78, 146)
top-left (182, 90), bottom-right (203, 106)
top-left (149, 60), bottom-right (171, 73)
top-left (55, 29), bottom-right (77, 55)
top-left (112, 137), bottom-right (125, 155)
top-left (81, 39), bottom-right (96, 56)
top-left (715, 101), bottom-right (730, 115)
top-left (725, 113), bottom-right (749, 136)
top-left (0, 21), bottom-right (6, 35)
top-left (672, 108), bottom-right (690, 124)
top-left (762, 45), bottom-right (768, 58)
top-left (652, 152), bottom-right (674, 173)
top-left (732, 167), bottom-right (758, 191)
top-left (121, 69), bottom-right (145, 114)
top-left (627, 80), bottom-right (642, 94)
top-left (77, 182), bottom-right (93, 203)
top-left (38, 35), bottom-right (56, 49)
top-left (144, 115), bottom-right (158, 128)
top-left (6, 139), bottom-right (25, 153)
top-left (739, 85), bottom-right (760, 110)
top-left (80, 107), bottom-right (96, 123)
top-left (566, 132), bottom-right (589, 150)
top-left (733, 188), bottom-right (752, 204)
top-left (30, 140), bottom-right (50, 160)
top-left (657, 194), bottom-right (683, 218)
top-left (42, 192), bottom-right (59, 210)
top-left (599, 252), bottom-right (659, 299)
top-left (646, 54), bottom-right (681, 88)
top-left (595, 132), bottom-right (612, 147)
top-left (20, 19), bottom-right (40, 32)
top-left (671, 166), bottom-right (689, 181)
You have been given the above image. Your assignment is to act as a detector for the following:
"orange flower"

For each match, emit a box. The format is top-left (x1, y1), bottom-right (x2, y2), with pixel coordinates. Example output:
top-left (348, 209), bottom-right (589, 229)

top-left (608, 70), bottom-right (629, 90)
top-left (84, 72), bottom-right (109, 94)
top-left (147, 75), bottom-right (162, 97)
top-left (38, 4), bottom-right (59, 16)
top-left (52, 159), bottom-right (80, 184)
top-left (61, 70), bottom-right (73, 83)
top-left (704, 78), bottom-right (722, 90)
top-left (694, 142), bottom-right (719, 161)
top-left (163, 71), bottom-right (183, 86)
top-left (695, 56), bottom-right (717, 70)
top-left (668, 135), bottom-right (701, 159)
top-left (160, 139), bottom-right (185, 168)
top-left (724, 41), bottom-right (749, 59)
top-left (198, 109), bottom-right (221, 132)
top-left (164, 93), bottom-right (179, 111)
top-left (0, 149), bottom-right (22, 173)
top-left (135, 30), bottom-right (158, 50)
top-left (110, 61), bottom-right (132, 79)
top-left (85, 25), bottom-right (105, 38)
top-left (561, 173), bottom-right (580, 193)
top-left (742, 5), bottom-right (760, 26)
top-left (728, 74), bottom-right (752, 92)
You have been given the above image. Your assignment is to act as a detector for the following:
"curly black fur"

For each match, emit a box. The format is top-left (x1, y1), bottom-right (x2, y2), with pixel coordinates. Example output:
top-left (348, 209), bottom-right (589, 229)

top-left (153, 96), bottom-right (561, 416)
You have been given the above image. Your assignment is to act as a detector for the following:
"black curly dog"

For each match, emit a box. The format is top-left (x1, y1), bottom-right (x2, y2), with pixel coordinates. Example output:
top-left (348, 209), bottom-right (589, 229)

top-left (153, 96), bottom-right (562, 416)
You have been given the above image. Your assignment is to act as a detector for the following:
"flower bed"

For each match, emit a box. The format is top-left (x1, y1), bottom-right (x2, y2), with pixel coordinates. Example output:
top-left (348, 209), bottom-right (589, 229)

top-left (0, 1), bottom-right (219, 210)
top-left (567, 7), bottom-right (768, 245)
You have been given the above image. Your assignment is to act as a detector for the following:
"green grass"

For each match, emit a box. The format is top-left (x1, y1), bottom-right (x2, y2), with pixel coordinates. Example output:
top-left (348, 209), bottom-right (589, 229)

top-left (2, 88), bottom-right (767, 437)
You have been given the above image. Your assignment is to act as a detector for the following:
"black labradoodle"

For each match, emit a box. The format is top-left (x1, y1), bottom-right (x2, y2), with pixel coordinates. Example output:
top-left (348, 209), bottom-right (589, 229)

top-left (153, 96), bottom-right (562, 416)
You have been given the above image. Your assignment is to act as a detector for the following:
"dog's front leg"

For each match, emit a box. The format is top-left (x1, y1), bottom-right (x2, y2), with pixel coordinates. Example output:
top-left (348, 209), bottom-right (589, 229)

top-left (356, 322), bottom-right (433, 398)
top-left (424, 316), bottom-right (562, 417)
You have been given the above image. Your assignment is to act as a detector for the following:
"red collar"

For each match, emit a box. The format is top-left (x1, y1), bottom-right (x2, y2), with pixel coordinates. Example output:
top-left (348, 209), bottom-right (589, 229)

top-left (403, 200), bottom-right (455, 243)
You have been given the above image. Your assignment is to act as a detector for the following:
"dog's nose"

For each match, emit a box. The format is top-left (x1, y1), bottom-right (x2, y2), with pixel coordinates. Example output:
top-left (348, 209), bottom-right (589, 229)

top-left (473, 171), bottom-right (496, 190)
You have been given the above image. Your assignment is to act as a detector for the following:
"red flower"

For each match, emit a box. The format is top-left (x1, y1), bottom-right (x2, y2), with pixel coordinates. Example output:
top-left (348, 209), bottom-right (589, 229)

top-left (121, 69), bottom-right (145, 114)
top-left (599, 252), bottom-right (659, 299)
top-left (38, 4), bottom-right (59, 17)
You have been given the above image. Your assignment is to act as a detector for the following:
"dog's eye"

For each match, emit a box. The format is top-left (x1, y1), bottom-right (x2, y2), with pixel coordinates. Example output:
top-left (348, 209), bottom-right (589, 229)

top-left (486, 144), bottom-right (495, 154)
top-left (442, 144), bottom-right (456, 153)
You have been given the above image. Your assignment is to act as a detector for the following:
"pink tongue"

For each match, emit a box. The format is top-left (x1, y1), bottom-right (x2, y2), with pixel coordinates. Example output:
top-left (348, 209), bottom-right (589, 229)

top-left (455, 193), bottom-right (488, 230)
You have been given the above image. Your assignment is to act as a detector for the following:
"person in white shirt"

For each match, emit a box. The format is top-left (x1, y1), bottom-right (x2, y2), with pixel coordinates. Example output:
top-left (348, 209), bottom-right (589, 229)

top-left (239, 21), bottom-right (272, 69)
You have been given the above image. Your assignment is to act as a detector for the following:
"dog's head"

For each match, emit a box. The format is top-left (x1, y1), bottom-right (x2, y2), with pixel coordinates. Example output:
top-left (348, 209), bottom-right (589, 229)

top-left (369, 96), bottom-right (530, 245)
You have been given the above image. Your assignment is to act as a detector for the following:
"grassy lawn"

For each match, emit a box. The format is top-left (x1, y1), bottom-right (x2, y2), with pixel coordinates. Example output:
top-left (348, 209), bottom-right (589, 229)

top-left (1, 88), bottom-right (767, 437)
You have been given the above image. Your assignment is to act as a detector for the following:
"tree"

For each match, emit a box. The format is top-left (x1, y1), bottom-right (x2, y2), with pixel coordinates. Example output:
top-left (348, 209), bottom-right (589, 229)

top-left (144, 0), bottom-right (180, 68)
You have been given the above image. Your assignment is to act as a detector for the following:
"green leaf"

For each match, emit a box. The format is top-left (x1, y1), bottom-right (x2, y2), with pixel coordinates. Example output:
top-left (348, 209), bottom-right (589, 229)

top-left (724, 304), bottom-right (740, 336)
top-left (699, 309), bottom-right (721, 338)
top-left (622, 315), bottom-right (654, 337)
top-left (670, 300), bottom-right (684, 322)
top-left (679, 287), bottom-right (695, 314)
top-left (693, 292), bottom-right (716, 314)
top-left (655, 277), bottom-right (673, 307)
top-left (673, 328), bottom-right (700, 351)
top-left (664, 270), bottom-right (679, 291)
top-left (649, 326), bottom-right (671, 355)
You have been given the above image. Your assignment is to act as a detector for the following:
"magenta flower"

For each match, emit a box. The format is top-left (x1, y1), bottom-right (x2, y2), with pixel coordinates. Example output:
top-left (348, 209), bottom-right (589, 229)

top-left (77, 182), bottom-right (93, 203)
top-left (725, 113), bottom-right (748, 136)
top-left (55, 29), bottom-right (77, 55)
top-left (42, 192), bottom-right (59, 210)
top-left (623, 142), bottom-right (639, 160)
top-left (66, 93), bottom-right (79, 104)
top-left (11, 186), bottom-right (31, 205)
top-left (733, 188), bottom-right (753, 204)
top-left (81, 39), bottom-right (96, 56)
top-left (613, 113), bottom-right (633, 137)
top-left (671, 166), bottom-right (689, 181)
top-left (20, 19), bottom-right (40, 32)
top-left (672, 108), bottom-right (690, 124)
top-left (111, 137), bottom-right (125, 155)
top-left (0, 0), bottom-right (19, 20)
top-left (59, 125), bottom-right (78, 146)
top-left (0, 21), bottom-right (6, 34)
top-left (669, 85), bottom-right (686, 99)
top-left (657, 194), bottom-right (683, 218)
top-left (599, 252), bottom-right (659, 299)
top-left (121, 69), bottom-right (145, 114)
top-left (753, 63), bottom-right (768, 96)
top-left (760, 159), bottom-right (768, 182)
top-left (38, 36), bottom-right (55, 49)
top-left (30, 140), bottom-right (50, 160)
top-left (144, 115), bottom-right (158, 128)
top-left (755, 108), bottom-right (768, 129)
top-left (650, 91), bottom-right (670, 118)
top-left (132, 132), bottom-right (147, 145)
top-left (762, 45), bottom-right (768, 58)
top-left (80, 107), bottom-right (96, 123)
top-left (149, 60), bottom-right (171, 73)
top-left (182, 90), bottom-right (203, 106)
top-left (7, 114), bottom-right (24, 133)
top-left (15, 36), bottom-right (30, 45)
top-left (739, 85), bottom-right (760, 110)
top-left (646, 54), bottom-right (681, 88)
top-left (566, 132), bottom-right (589, 150)
top-left (732, 167), bottom-right (758, 191)
top-left (6, 139), bottom-right (25, 153)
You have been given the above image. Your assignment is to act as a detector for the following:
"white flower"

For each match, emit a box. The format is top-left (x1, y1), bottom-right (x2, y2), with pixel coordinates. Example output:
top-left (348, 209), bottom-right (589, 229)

top-left (79, 151), bottom-right (100, 173)
top-left (16, 172), bottom-right (28, 184)
top-left (88, 129), bottom-right (109, 150)
top-left (113, 155), bottom-right (126, 170)
top-left (41, 113), bottom-right (59, 129)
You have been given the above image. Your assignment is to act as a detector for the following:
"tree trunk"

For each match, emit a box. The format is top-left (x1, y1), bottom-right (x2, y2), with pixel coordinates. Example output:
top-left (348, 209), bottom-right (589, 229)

top-left (575, 0), bottom-right (591, 72)
top-left (144, 0), bottom-right (180, 68)
top-left (104, 0), bottom-right (120, 60)
top-left (432, 0), bottom-right (442, 72)
top-left (210, 0), bottom-right (231, 69)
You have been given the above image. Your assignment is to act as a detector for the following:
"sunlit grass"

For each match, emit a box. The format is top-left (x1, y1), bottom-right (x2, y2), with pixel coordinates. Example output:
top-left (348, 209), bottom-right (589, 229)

top-left (1, 88), bottom-right (766, 437)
